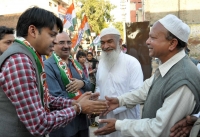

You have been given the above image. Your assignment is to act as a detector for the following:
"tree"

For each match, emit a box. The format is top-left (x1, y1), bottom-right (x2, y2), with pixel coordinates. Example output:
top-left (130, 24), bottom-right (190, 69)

top-left (76, 0), bottom-right (116, 34)
top-left (112, 22), bottom-right (124, 41)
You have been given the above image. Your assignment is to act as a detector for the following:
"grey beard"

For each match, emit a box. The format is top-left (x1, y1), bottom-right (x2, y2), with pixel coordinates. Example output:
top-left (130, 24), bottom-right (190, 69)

top-left (100, 46), bottom-right (121, 70)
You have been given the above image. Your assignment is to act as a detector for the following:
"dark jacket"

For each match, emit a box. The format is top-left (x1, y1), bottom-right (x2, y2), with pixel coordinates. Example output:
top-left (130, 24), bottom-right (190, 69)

top-left (44, 55), bottom-right (91, 137)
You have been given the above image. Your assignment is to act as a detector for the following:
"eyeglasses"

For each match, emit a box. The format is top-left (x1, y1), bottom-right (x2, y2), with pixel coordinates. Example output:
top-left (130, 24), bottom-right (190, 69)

top-left (54, 41), bottom-right (72, 46)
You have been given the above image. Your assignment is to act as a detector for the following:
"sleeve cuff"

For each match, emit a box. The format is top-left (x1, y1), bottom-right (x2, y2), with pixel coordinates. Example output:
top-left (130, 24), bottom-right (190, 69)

top-left (117, 96), bottom-right (124, 106)
top-left (192, 111), bottom-right (200, 118)
top-left (82, 80), bottom-right (86, 88)
top-left (115, 120), bottom-right (123, 131)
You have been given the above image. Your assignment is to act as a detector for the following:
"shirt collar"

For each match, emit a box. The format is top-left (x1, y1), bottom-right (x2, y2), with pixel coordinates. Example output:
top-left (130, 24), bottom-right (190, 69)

top-left (16, 37), bottom-right (33, 49)
top-left (16, 37), bottom-right (26, 42)
top-left (158, 49), bottom-right (185, 77)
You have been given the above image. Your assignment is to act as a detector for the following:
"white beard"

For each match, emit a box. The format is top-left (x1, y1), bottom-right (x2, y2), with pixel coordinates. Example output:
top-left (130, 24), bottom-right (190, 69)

top-left (100, 46), bottom-right (121, 74)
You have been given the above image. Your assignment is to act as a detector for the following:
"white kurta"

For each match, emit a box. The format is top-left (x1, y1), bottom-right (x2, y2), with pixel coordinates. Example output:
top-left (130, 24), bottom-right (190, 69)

top-left (115, 50), bottom-right (196, 136)
top-left (96, 52), bottom-right (144, 137)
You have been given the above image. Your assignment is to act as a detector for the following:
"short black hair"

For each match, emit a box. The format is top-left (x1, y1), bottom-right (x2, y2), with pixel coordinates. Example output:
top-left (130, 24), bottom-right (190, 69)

top-left (79, 45), bottom-right (83, 49)
top-left (0, 26), bottom-right (14, 40)
top-left (122, 44), bottom-right (127, 48)
top-left (76, 50), bottom-right (86, 60)
top-left (16, 7), bottom-right (63, 37)
top-left (166, 31), bottom-right (187, 49)
top-left (87, 52), bottom-right (93, 56)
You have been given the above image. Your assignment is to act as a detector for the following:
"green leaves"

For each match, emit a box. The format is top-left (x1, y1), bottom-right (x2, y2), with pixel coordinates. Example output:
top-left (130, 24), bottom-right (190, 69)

top-left (77, 0), bottom-right (115, 34)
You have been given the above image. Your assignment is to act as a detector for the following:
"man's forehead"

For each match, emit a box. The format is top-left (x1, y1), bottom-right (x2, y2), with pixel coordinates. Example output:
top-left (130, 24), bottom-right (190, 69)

top-left (1, 34), bottom-right (15, 40)
top-left (56, 32), bottom-right (70, 41)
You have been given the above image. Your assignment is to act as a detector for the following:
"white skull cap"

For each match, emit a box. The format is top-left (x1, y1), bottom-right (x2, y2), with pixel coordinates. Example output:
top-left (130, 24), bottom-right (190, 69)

top-left (158, 14), bottom-right (190, 43)
top-left (100, 27), bottom-right (120, 39)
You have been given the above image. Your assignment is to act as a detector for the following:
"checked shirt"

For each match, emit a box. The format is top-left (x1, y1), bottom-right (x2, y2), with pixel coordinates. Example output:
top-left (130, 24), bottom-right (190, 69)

top-left (0, 53), bottom-right (76, 136)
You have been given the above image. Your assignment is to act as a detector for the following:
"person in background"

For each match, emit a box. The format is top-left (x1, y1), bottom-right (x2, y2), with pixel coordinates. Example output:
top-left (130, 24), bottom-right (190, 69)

top-left (96, 51), bottom-right (101, 61)
top-left (93, 50), bottom-right (97, 59)
top-left (78, 45), bottom-right (83, 51)
top-left (94, 14), bottom-right (200, 137)
top-left (0, 7), bottom-right (108, 137)
top-left (95, 27), bottom-right (143, 137)
top-left (44, 32), bottom-right (92, 137)
top-left (86, 51), bottom-right (99, 127)
top-left (86, 52), bottom-right (98, 92)
top-left (121, 44), bottom-right (127, 53)
top-left (0, 26), bottom-right (15, 55)
top-left (76, 50), bottom-right (89, 78)
top-left (88, 47), bottom-right (93, 52)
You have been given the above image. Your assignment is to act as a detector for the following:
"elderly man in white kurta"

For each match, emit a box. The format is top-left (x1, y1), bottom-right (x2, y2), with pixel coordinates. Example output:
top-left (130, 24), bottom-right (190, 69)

top-left (95, 27), bottom-right (143, 137)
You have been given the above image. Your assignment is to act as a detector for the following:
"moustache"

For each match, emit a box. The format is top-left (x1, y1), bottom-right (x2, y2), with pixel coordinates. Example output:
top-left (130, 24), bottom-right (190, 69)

top-left (62, 47), bottom-right (71, 51)
top-left (102, 48), bottom-right (114, 51)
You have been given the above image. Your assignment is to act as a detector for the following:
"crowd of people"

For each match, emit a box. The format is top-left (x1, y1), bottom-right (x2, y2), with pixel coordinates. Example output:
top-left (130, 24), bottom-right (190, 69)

top-left (1, 6), bottom-right (200, 137)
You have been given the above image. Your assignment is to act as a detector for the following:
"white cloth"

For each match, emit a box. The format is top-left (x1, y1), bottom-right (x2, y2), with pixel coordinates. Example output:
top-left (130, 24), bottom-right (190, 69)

top-left (197, 63), bottom-right (200, 71)
top-left (96, 52), bottom-right (143, 137)
top-left (116, 50), bottom-right (196, 136)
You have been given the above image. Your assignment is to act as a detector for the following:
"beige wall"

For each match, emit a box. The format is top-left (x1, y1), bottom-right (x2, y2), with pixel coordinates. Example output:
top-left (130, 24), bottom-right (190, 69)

top-left (143, 0), bottom-right (200, 57)
top-left (144, 0), bottom-right (200, 25)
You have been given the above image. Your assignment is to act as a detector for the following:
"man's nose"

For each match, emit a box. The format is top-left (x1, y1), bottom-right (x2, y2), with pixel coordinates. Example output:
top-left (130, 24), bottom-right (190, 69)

top-left (104, 42), bottom-right (110, 49)
top-left (146, 37), bottom-right (150, 45)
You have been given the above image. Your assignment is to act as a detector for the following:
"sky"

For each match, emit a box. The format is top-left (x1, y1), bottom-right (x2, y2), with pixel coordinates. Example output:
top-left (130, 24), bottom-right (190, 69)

top-left (109, 0), bottom-right (122, 22)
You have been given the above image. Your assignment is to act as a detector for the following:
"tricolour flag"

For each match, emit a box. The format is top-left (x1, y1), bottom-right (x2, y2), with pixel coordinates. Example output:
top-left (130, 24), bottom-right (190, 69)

top-left (71, 30), bottom-right (84, 51)
top-left (71, 15), bottom-right (91, 51)
top-left (93, 35), bottom-right (100, 45)
top-left (63, 3), bottom-right (77, 31)
top-left (89, 35), bottom-right (100, 47)
top-left (82, 15), bottom-right (91, 36)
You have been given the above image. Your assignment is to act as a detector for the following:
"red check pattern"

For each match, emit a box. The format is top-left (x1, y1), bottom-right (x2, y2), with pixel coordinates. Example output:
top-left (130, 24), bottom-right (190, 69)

top-left (0, 54), bottom-right (76, 136)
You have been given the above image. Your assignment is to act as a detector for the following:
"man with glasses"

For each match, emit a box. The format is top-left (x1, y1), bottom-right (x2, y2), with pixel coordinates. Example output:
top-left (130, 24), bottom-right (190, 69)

top-left (0, 26), bottom-right (15, 55)
top-left (0, 7), bottom-right (107, 137)
top-left (44, 31), bottom-right (92, 137)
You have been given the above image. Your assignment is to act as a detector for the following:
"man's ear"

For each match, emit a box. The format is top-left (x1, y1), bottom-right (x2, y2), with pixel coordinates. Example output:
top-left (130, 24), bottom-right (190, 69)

top-left (27, 25), bottom-right (38, 38)
top-left (169, 38), bottom-right (178, 51)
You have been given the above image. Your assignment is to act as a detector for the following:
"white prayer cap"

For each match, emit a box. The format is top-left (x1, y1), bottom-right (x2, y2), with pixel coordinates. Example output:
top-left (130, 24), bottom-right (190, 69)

top-left (100, 27), bottom-right (120, 39)
top-left (158, 14), bottom-right (190, 43)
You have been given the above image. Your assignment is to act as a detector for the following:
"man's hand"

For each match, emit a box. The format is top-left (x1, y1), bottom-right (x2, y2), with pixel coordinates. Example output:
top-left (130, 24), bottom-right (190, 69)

top-left (90, 92), bottom-right (100, 101)
top-left (170, 115), bottom-right (197, 137)
top-left (78, 92), bottom-right (108, 115)
top-left (66, 78), bottom-right (84, 93)
top-left (101, 96), bottom-right (119, 116)
top-left (94, 118), bottom-right (116, 135)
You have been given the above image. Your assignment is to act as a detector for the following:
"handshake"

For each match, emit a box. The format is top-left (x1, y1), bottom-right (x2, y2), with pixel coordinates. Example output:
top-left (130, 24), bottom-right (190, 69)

top-left (72, 92), bottom-right (119, 116)
top-left (72, 92), bottom-right (122, 136)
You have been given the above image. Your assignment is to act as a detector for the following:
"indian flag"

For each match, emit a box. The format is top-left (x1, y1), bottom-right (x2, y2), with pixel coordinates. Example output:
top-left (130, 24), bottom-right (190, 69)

top-left (72, 30), bottom-right (84, 52)
top-left (71, 15), bottom-right (91, 51)
top-left (63, 3), bottom-right (77, 31)
top-left (82, 15), bottom-right (91, 36)
top-left (93, 35), bottom-right (100, 45)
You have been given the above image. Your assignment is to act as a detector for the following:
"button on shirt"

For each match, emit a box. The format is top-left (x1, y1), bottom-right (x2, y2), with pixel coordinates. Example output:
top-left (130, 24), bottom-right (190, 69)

top-left (0, 54), bottom-right (76, 136)
top-left (116, 50), bottom-right (196, 136)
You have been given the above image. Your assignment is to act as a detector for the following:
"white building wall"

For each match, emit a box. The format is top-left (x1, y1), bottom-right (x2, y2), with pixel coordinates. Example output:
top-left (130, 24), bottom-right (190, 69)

top-left (0, 0), bottom-right (62, 15)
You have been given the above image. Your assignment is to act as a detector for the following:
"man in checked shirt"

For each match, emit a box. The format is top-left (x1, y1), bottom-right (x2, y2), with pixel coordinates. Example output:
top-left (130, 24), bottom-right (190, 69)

top-left (0, 7), bottom-right (107, 137)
